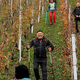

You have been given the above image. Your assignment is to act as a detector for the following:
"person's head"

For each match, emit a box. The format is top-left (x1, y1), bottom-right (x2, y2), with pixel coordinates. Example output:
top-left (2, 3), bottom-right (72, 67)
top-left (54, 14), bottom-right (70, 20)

top-left (15, 65), bottom-right (29, 79)
top-left (50, 0), bottom-right (53, 3)
top-left (76, 2), bottom-right (80, 7)
top-left (37, 30), bottom-right (44, 39)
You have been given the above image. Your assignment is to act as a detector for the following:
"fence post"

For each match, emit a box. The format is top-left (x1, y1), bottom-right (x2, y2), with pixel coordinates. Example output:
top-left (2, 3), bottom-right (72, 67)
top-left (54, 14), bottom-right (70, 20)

top-left (71, 34), bottom-right (78, 80)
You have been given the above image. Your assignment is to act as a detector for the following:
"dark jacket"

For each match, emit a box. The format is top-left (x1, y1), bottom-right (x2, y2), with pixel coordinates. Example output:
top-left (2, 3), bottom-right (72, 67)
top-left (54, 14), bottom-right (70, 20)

top-left (29, 37), bottom-right (54, 58)
top-left (73, 6), bottom-right (80, 17)
top-left (49, 0), bottom-right (56, 3)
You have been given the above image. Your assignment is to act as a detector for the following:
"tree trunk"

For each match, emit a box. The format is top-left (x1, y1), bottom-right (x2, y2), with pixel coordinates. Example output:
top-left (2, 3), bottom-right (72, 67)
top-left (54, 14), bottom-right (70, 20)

top-left (38, 0), bottom-right (41, 23)
top-left (25, 0), bottom-right (28, 6)
top-left (18, 0), bottom-right (22, 62)
top-left (5, 65), bottom-right (8, 80)
top-left (9, 0), bottom-right (10, 5)
top-left (45, 0), bottom-right (46, 7)
top-left (0, 0), bottom-right (1, 13)
top-left (31, 0), bottom-right (34, 33)
top-left (42, 0), bottom-right (44, 14)
top-left (65, 0), bottom-right (67, 9)
top-left (10, 0), bottom-right (13, 24)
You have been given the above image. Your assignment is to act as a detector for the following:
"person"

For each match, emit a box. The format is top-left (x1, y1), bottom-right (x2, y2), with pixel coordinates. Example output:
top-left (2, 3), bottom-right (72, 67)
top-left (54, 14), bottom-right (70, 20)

top-left (49, 0), bottom-right (56, 4)
top-left (47, 0), bottom-right (58, 25)
top-left (73, 2), bottom-right (80, 33)
top-left (15, 65), bottom-right (31, 80)
top-left (27, 30), bottom-right (54, 80)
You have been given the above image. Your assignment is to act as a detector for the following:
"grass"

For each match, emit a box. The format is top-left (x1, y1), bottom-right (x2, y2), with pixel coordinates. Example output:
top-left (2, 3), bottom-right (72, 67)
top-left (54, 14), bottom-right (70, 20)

top-left (0, 0), bottom-right (75, 80)
top-left (19, 0), bottom-right (71, 80)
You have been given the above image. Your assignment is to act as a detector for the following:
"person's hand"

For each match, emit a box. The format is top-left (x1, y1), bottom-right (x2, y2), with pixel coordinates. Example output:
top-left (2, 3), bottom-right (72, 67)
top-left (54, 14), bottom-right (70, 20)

top-left (48, 47), bottom-right (52, 51)
top-left (79, 15), bottom-right (80, 17)
top-left (56, 11), bottom-right (58, 13)
top-left (76, 15), bottom-right (79, 17)
top-left (27, 45), bottom-right (30, 49)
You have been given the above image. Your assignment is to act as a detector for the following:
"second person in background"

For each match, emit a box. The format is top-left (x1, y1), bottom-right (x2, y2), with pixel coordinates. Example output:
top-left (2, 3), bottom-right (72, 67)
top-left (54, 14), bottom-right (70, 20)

top-left (47, 0), bottom-right (58, 25)
top-left (49, 0), bottom-right (56, 4)
top-left (72, 2), bottom-right (80, 33)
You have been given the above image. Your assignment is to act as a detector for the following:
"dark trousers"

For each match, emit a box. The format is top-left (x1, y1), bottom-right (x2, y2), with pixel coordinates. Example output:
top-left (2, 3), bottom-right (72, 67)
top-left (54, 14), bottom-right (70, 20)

top-left (75, 18), bottom-right (80, 31)
top-left (33, 59), bottom-right (47, 80)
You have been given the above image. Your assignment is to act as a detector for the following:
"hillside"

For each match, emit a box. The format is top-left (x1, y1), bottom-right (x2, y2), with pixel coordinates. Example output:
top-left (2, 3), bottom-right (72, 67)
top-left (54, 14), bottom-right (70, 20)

top-left (0, 0), bottom-right (80, 80)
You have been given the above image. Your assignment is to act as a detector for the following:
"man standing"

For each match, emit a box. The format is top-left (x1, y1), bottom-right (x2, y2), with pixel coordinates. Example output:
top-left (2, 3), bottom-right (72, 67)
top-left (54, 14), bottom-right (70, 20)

top-left (27, 30), bottom-right (54, 80)
top-left (47, 0), bottom-right (58, 25)
top-left (73, 2), bottom-right (80, 33)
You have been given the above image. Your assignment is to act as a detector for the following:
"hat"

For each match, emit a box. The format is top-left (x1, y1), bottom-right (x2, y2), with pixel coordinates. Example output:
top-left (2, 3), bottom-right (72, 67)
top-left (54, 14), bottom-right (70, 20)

top-left (15, 65), bottom-right (29, 79)
top-left (37, 30), bottom-right (43, 33)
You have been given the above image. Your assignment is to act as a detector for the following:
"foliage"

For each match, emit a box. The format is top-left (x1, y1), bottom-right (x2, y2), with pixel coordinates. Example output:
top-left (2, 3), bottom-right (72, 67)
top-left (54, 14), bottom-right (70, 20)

top-left (0, 0), bottom-right (79, 80)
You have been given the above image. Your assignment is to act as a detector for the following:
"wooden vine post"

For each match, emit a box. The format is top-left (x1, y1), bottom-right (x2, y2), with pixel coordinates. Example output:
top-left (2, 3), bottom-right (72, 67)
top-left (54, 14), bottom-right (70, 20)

top-left (18, 0), bottom-right (22, 62)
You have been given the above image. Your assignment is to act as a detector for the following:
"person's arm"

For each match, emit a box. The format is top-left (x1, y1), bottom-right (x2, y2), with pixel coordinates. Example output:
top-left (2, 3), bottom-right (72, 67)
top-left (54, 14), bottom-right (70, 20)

top-left (72, 7), bottom-right (76, 17)
top-left (47, 39), bottom-right (54, 51)
top-left (47, 3), bottom-right (50, 12)
top-left (55, 3), bottom-right (58, 11)
top-left (27, 39), bottom-right (34, 49)
top-left (54, 0), bottom-right (56, 4)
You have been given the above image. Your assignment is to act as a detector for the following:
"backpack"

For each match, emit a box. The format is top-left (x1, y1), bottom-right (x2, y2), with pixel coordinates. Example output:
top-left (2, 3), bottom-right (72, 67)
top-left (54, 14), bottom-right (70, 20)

top-left (34, 38), bottom-right (47, 46)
